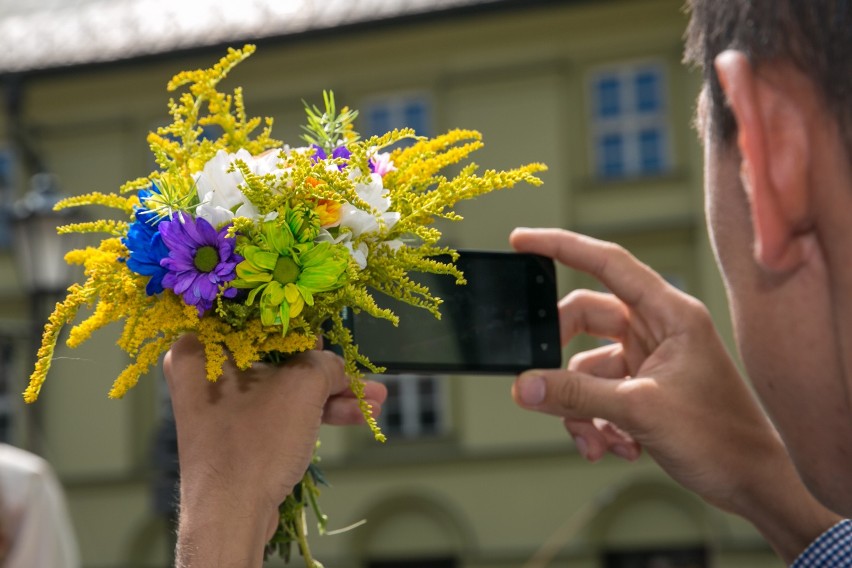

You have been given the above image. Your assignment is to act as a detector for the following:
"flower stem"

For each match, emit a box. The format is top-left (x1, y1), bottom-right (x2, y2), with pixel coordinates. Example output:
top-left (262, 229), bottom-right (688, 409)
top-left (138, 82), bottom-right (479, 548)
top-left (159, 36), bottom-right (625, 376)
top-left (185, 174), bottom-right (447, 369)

top-left (295, 503), bottom-right (321, 568)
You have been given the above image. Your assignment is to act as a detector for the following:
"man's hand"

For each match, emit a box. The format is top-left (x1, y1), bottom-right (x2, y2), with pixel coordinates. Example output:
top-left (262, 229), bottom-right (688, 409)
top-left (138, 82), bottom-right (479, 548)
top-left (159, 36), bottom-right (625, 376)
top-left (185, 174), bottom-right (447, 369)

top-left (164, 335), bottom-right (386, 567)
top-left (509, 228), bottom-right (840, 563)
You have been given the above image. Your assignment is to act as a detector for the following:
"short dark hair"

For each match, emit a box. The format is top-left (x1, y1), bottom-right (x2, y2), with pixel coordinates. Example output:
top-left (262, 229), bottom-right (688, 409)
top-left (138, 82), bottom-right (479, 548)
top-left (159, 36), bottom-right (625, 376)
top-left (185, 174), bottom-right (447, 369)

top-left (684, 0), bottom-right (851, 149)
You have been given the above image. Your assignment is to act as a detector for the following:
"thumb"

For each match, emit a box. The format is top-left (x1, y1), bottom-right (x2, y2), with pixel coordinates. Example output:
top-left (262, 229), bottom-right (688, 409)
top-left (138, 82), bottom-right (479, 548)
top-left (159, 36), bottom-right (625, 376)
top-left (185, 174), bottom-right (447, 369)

top-left (513, 369), bottom-right (625, 421)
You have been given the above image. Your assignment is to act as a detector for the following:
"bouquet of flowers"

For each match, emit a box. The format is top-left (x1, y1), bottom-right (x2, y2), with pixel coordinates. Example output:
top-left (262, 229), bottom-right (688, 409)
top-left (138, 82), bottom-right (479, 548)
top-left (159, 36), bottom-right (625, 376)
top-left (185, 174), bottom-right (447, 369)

top-left (23, 44), bottom-right (545, 565)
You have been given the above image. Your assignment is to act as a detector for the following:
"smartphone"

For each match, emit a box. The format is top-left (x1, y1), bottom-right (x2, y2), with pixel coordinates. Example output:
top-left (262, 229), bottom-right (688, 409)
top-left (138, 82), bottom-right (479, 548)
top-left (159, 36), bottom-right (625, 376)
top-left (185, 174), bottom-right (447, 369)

top-left (346, 250), bottom-right (561, 374)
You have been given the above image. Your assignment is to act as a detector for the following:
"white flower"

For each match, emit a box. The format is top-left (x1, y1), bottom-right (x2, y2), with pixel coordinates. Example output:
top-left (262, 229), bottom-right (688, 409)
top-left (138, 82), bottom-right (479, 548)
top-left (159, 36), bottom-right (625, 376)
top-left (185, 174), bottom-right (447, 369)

top-left (252, 149), bottom-right (286, 177)
top-left (316, 173), bottom-right (402, 270)
top-left (338, 173), bottom-right (400, 237)
top-left (346, 241), bottom-right (370, 270)
top-left (194, 149), bottom-right (260, 227)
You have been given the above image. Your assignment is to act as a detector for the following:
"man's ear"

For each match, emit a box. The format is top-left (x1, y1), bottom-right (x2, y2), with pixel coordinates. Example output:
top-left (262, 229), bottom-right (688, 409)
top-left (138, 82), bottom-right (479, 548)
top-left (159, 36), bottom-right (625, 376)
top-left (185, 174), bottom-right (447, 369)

top-left (714, 50), bottom-right (811, 273)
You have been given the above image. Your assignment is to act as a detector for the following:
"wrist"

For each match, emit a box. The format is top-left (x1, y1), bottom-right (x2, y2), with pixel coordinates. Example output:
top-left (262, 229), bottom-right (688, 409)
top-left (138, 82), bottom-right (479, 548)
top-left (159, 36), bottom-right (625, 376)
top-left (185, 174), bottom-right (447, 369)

top-left (729, 442), bottom-right (841, 564)
top-left (175, 479), bottom-right (277, 568)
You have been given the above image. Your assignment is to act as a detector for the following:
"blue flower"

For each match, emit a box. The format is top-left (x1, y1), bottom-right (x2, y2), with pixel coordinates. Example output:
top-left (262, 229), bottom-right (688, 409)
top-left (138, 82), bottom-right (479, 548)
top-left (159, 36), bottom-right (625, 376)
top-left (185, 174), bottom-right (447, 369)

top-left (122, 186), bottom-right (170, 295)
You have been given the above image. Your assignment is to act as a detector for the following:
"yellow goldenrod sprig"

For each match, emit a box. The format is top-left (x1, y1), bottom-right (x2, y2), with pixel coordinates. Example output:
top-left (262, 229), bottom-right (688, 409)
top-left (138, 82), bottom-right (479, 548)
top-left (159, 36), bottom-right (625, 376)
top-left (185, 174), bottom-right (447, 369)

top-left (23, 283), bottom-right (91, 403)
top-left (55, 192), bottom-right (139, 216)
top-left (58, 219), bottom-right (128, 236)
top-left (153, 44), bottom-right (280, 176)
top-left (108, 335), bottom-right (176, 399)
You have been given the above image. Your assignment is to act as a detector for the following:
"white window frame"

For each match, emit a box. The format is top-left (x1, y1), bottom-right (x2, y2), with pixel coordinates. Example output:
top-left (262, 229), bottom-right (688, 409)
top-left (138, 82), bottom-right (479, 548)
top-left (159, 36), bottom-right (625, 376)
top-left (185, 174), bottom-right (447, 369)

top-left (587, 60), bottom-right (673, 180)
top-left (377, 374), bottom-right (448, 439)
top-left (359, 91), bottom-right (433, 140)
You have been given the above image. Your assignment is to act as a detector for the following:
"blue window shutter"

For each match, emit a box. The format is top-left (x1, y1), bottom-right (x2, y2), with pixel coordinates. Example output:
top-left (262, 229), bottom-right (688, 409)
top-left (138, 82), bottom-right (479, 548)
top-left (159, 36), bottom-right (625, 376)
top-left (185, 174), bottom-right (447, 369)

top-left (403, 100), bottom-right (428, 135)
top-left (367, 106), bottom-right (392, 137)
top-left (600, 133), bottom-right (625, 178)
top-left (635, 69), bottom-right (661, 113)
top-left (596, 76), bottom-right (621, 118)
top-left (639, 128), bottom-right (664, 173)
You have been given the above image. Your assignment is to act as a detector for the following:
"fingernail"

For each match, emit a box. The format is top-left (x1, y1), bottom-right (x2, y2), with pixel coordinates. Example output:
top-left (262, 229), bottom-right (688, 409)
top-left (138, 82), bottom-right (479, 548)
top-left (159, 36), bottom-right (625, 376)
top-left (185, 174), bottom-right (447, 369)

top-left (574, 436), bottom-right (589, 459)
top-left (612, 444), bottom-right (635, 461)
top-left (517, 374), bottom-right (546, 406)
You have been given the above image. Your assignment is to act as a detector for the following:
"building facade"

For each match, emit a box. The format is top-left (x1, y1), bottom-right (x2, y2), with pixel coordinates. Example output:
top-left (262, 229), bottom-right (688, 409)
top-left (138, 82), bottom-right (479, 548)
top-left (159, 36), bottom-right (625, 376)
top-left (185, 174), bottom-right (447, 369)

top-left (0, 1), bottom-right (782, 566)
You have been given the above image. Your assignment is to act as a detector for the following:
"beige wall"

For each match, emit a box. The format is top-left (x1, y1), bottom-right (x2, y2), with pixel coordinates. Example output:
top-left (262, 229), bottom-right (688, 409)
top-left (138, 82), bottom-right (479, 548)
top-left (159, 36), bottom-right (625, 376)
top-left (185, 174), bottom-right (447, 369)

top-left (0, 0), bottom-right (777, 566)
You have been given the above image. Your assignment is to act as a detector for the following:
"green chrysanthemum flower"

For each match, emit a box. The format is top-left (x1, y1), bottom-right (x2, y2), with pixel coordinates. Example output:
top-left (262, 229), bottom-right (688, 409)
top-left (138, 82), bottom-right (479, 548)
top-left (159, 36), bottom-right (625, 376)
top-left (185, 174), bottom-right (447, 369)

top-left (232, 214), bottom-right (348, 334)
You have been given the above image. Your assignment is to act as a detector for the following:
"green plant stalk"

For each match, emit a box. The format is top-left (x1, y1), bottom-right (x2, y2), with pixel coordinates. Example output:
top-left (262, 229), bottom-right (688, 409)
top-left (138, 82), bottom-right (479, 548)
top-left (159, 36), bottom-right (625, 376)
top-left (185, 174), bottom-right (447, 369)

top-left (295, 504), bottom-right (322, 568)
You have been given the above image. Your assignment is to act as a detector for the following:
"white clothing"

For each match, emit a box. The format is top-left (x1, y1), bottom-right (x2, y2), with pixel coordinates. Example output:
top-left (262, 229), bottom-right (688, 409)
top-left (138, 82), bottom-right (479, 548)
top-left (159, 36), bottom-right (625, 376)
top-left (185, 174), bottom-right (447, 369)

top-left (0, 444), bottom-right (80, 568)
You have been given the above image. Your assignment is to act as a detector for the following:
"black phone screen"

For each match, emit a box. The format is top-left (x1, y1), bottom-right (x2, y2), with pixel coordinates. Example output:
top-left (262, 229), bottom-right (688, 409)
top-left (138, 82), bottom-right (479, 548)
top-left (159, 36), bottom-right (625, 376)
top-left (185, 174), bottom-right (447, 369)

top-left (348, 251), bottom-right (561, 374)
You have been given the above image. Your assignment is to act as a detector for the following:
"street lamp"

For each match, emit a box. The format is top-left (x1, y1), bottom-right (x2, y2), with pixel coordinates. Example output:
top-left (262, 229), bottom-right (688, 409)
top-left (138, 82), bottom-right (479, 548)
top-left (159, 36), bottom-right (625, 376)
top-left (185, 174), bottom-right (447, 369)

top-left (11, 172), bottom-right (79, 451)
top-left (12, 173), bottom-right (77, 296)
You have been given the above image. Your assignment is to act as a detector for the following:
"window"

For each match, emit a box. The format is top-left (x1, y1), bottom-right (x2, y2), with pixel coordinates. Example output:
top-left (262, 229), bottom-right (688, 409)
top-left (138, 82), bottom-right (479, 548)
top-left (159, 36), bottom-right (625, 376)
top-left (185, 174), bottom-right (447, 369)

top-left (377, 374), bottom-right (447, 439)
top-left (589, 62), bottom-right (672, 179)
top-left (0, 147), bottom-right (16, 248)
top-left (360, 93), bottom-right (432, 147)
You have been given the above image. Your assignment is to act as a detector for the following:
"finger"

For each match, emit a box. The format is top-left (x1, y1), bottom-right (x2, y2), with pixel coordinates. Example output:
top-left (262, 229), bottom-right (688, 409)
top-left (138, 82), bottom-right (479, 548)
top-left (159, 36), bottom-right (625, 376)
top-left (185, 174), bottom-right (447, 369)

top-left (284, 350), bottom-right (349, 396)
top-left (513, 368), bottom-right (627, 422)
top-left (563, 417), bottom-right (642, 462)
top-left (510, 228), bottom-right (674, 317)
top-left (568, 343), bottom-right (629, 378)
top-left (163, 334), bottom-right (208, 398)
top-left (595, 418), bottom-right (642, 460)
top-left (330, 380), bottom-right (389, 402)
top-left (322, 380), bottom-right (387, 425)
top-left (559, 289), bottom-right (631, 345)
top-left (563, 418), bottom-right (608, 462)
top-left (163, 334), bottom-right (202, 374)
top-left (363, 380), bottom-right (388, 404)
top-left (323, 397), bottom-right (384, 425)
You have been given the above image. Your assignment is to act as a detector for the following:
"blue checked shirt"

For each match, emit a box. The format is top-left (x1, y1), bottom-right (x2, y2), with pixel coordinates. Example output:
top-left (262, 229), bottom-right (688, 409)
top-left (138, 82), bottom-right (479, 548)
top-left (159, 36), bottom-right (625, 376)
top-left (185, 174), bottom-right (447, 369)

top-left (792, 519), bottom-right (852, 567)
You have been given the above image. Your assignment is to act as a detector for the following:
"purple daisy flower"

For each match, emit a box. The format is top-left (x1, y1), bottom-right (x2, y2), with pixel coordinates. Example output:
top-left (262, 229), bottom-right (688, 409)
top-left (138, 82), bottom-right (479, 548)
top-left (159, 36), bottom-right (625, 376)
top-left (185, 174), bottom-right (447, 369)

top-left (158, 213), bottom-right (242, 315)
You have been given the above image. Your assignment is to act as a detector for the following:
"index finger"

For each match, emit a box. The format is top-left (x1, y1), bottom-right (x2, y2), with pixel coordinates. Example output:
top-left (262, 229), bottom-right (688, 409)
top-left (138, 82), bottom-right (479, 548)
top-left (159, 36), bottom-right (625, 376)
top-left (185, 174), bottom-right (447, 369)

top-left (510, 228), bottom-right (675, 316)
top-left (285, 349), bottom-right (350, 397)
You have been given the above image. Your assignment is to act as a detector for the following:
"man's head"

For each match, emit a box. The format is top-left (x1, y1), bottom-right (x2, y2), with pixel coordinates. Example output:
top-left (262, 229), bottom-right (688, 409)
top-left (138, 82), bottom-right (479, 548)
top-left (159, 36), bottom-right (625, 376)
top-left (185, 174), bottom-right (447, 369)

top-left (685, 0), bottom-right (852, 515)
top-left (685, 0), bottom-right (851, 152)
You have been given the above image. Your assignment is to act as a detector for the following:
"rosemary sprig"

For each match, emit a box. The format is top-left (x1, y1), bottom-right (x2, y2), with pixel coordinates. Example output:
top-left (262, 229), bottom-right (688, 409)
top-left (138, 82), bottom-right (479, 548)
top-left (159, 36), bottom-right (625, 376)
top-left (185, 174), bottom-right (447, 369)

top-left (301, 91), bottom-right (360, 153)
